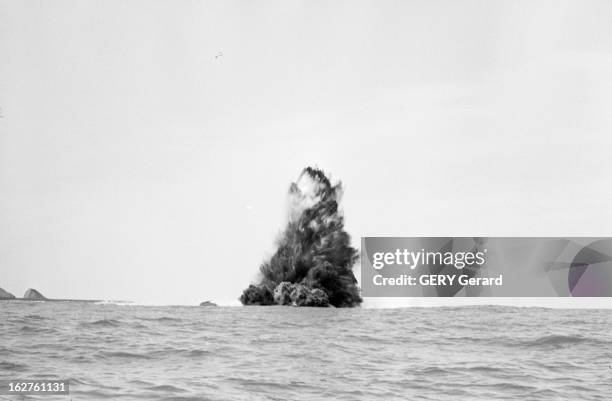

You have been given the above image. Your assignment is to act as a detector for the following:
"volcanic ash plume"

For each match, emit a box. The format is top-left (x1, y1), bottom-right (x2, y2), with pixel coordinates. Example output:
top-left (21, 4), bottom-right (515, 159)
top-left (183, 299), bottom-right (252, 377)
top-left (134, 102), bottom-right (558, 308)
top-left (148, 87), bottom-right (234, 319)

top-left (240, 167), bottom-right (362, 307)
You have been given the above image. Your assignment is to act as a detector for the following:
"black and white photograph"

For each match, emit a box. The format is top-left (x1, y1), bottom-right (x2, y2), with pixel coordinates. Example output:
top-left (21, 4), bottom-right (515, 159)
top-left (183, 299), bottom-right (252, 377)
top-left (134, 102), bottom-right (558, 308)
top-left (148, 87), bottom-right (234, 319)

top-left (1, 1), bottom-right (612, 400)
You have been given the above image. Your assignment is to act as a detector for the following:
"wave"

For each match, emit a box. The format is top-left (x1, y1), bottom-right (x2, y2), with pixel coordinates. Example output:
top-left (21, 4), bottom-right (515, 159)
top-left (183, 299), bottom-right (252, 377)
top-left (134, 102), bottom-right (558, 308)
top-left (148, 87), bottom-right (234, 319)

top-left (19, 325), bottom-right (56, 334)
top-left (70, 389), bottom-right (117, 399)
top-left (82, 319), bottom-right (122, 328)
top-left (141, 316), bottom-right (182, 323)
top-left (183, 349), bottom-right (210, 357)
top-left (66, 377), bottom-right (90, 385)
top-left (94, 348), bottom-right (211, 361)
top-left (148, 348), bottom-right (211, 359)
top-left (522, 335), bottom-right (598, 348)
top-left (442, 334), bottom-right (608, 349)
top-left (495, 382), bottom-right (539, 392)
top-left (147, 384), bottom-right (187, 392)
top-left (97, 351), bottom-right (152, 360)
top-left (463, 365), bottom-right (504, 373)
top-left (25, 314), bottom-right (46, 320)
top-left (0, 361), bottom-right (27, 371)
top-left (415, 366), bottom-right (450, 375)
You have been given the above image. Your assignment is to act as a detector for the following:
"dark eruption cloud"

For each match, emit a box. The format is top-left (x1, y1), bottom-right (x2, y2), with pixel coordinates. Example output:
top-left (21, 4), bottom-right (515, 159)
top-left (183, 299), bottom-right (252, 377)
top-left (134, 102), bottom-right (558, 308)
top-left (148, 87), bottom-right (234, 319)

top-left (240, 167), bottom-right (362, 307)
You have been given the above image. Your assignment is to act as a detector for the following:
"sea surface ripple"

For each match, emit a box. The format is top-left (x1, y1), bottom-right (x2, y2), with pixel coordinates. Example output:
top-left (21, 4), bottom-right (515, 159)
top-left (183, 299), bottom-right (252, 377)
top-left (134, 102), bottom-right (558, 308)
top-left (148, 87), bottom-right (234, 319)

top-left (1, 302), bottom-right (611, 400)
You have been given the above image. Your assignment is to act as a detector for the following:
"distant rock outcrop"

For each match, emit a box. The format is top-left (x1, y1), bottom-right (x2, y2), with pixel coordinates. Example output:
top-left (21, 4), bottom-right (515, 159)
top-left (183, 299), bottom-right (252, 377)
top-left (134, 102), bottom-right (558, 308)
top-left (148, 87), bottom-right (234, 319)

top-left (199, 301), bottom-right (217, 307)
top-left (23, 288), bottom-right (47, 300)
top-left (0, 287), bottom-right (16, 299)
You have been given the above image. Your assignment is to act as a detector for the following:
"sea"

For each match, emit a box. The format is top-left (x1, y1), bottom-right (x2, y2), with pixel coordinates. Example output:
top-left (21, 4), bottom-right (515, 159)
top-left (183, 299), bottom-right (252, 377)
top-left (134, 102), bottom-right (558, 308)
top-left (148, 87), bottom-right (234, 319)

top-left (1, 302), bottom-right (611, 401)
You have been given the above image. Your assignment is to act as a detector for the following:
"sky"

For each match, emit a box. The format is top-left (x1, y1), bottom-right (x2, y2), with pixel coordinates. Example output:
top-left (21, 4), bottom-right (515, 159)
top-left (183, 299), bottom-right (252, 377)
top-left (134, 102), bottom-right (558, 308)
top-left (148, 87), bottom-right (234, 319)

top-left (1, 0), bottom-right (612, 305)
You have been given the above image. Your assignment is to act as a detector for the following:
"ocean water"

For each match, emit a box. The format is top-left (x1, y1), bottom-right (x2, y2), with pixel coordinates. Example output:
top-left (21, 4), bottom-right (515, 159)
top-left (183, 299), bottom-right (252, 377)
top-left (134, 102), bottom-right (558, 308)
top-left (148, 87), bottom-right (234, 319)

top-left (1, 302), bottom-right (611, 401)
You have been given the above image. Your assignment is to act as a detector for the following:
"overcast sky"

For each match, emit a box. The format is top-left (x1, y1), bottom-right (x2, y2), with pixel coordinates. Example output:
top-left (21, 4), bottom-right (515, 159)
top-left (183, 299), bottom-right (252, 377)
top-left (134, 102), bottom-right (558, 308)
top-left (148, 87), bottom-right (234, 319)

top-left (1, 0), bottom-right (612, 305)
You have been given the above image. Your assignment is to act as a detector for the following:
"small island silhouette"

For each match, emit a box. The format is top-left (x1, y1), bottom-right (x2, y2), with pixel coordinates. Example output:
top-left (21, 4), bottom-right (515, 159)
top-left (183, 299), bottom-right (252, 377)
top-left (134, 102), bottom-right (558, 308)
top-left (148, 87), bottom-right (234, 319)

top-left (0, 287), bottom-right (101, 303)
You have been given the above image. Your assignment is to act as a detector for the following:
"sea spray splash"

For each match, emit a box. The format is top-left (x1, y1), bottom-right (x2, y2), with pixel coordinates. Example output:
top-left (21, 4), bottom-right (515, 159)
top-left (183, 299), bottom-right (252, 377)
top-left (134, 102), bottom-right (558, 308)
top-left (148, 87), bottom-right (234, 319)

top-left (240, 167), bottom-right (362, 307)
